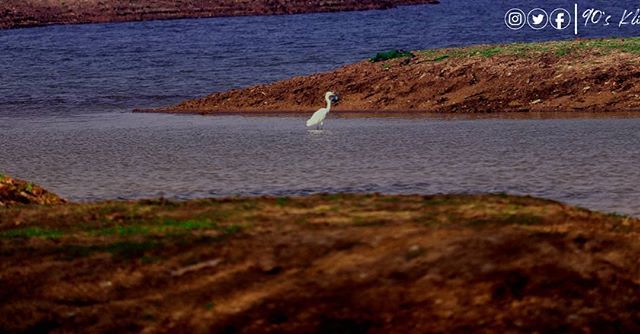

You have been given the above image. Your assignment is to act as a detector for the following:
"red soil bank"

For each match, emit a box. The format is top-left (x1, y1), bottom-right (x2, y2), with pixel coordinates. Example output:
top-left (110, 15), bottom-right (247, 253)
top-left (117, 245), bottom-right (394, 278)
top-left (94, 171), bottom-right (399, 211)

top-left (0, 0), bottom-right (438, 29)
top-left (150, 39), bottom-right (640, 114)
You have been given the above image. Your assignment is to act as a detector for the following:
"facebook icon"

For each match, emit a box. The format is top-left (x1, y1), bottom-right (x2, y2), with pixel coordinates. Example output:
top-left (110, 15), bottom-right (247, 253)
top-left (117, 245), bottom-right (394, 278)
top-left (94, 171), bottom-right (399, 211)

top-left (550, 8), bottom-right (571, 30)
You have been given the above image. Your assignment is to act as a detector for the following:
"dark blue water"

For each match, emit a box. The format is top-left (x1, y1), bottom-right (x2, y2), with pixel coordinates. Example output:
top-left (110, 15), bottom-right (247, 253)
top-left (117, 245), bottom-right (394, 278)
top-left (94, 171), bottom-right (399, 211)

top-left (1, 0), bottom-right (640, 116)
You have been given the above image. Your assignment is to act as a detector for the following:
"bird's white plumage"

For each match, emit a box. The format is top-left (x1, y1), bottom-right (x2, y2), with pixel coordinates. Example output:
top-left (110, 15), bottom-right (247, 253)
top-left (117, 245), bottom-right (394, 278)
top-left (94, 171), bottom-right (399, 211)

top-left (306, 91), bottom-right (337, 128)
top-left (306, 108), bottom-right (329, 127)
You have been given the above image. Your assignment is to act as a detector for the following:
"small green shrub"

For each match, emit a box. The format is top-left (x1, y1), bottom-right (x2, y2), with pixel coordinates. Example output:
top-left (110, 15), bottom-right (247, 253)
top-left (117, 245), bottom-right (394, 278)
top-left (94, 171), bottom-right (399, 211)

top-left (478, 47), bottom-right (503, 58)
top-left (431, 54), bottom-right (450, 62)
top-left (0, 227), bottom-right (63, 239)
top-left (370, 49), bottom-right (415, 62)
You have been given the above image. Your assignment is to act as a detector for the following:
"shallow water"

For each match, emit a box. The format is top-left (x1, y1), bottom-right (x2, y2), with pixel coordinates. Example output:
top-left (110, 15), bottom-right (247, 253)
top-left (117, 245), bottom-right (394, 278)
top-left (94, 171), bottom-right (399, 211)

top-left (2, 113), bottom-right (639, 216)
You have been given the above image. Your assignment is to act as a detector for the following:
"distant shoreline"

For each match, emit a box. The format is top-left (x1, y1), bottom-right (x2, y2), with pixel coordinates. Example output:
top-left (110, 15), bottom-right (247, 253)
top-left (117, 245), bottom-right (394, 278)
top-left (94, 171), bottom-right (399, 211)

top-left (0, 0), bottom-right (438, 30)
top-left (147, 38), bottom-right (640, 114)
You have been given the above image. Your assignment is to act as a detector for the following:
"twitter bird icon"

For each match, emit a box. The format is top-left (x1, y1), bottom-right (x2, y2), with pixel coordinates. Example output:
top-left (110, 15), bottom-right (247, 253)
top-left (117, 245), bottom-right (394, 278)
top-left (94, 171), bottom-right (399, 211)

top-left (528, 8), bottom-right (548, 30)
top-left (532, 14), bottom-right (545, 25)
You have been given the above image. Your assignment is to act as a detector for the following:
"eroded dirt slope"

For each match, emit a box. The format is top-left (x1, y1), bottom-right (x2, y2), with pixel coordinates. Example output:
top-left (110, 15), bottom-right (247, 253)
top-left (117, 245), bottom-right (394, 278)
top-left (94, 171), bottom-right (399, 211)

top-left (154, 38), bottom-right (640, 114)
top-left (1, 194), bottom-right (639, 333)
top-left (0, 174), bottom-right (65, 207)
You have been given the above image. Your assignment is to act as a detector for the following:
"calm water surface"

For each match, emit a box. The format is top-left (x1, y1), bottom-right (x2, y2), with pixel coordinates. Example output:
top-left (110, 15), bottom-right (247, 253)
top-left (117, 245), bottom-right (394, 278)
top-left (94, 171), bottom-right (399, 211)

top-left (2, 113), bottom-right (639, 216)
top-left (2, 1), bottom-right (640, 215)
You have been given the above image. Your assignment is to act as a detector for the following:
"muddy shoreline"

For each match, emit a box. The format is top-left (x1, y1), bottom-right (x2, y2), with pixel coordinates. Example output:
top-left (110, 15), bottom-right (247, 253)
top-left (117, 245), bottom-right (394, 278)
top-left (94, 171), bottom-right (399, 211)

top-left (149, 38), bottom-right (640, 115)
top-left (0, 175), bottom-right (65, 207)
top-left (0, 0), bottom-right (438, 30)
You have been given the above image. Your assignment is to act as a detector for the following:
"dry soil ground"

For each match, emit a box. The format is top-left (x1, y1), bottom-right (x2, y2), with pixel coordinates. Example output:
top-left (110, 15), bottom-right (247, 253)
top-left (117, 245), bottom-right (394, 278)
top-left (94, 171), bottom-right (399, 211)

top-left (1, 192), bottom-right (639, 333)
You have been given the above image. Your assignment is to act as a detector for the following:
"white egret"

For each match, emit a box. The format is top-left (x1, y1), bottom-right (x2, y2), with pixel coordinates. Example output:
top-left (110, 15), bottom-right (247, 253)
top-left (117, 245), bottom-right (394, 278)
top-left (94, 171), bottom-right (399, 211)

top-left (306, 91), bottom-right (339, 129)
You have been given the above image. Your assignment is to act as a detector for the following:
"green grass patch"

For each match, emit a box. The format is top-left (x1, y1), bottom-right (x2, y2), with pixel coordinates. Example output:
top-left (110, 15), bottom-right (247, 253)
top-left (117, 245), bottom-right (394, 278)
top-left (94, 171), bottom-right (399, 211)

top-left (370, 49), bottom-right (415, 62)
top-left (431, 54), bottom-right (449, 62)
top-left (83, 218), bottom-right (243, 239)
top-left (163, 218), bottom-right (215, 230)
top-left (477, 47), bottom-right (503, 58)
top-left (91, 218), bottom-right (218, 237)
top-left (555, 47), bottom-right (570, 57)
top-left (607, 212), bottom-right (630, 219)
top-left (0, 227), bottom-right (63, 239)
top-left (576, 37), bottom-right (640, 53)
top-left (413, 37), bottom-right (640, 63)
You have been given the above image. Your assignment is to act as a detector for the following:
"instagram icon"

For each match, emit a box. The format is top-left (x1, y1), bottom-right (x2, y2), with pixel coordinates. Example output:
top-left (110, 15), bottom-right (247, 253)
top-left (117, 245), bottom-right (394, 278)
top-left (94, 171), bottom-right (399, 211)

top-left (505, 8), bottom-right (526, 30)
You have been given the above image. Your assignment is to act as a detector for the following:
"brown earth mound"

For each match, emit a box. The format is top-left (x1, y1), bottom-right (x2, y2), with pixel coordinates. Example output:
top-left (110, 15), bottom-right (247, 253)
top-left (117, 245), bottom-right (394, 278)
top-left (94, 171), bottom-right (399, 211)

top-left (1, 194), bottom-right (639, 333)
top-left (151, 38), bottom-right (640, 114)
top-left (0, 174), bottom-right (65, 207)
top-left (0, 0), bottom-right (438, 29)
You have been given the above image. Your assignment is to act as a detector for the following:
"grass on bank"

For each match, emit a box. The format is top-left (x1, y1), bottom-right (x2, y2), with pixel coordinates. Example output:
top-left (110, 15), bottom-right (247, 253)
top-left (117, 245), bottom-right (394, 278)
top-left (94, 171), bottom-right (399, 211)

top-left (0, 226), bottom-right (64, 239)
top-left (371, 37), bottom-right (640, 66)
top-left (0, 218), bottom-right (243, 240)
top-left (0, 174), bottom-right (32, 193)
top-left (0, 194), bottom-right (633, 241)
top-left (0, 194), bottom-right (637, 263)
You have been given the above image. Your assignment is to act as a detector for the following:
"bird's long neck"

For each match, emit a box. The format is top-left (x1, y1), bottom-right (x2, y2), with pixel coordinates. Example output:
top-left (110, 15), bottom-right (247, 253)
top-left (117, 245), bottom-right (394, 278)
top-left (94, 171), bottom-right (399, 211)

top-left (325, 96), bottom-right (332, 110)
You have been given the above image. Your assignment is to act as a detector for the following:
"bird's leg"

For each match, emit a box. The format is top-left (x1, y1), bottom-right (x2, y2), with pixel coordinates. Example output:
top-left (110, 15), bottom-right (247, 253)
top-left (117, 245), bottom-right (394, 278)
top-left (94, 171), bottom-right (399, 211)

top-left (320, 121), bottom-right (324, 129)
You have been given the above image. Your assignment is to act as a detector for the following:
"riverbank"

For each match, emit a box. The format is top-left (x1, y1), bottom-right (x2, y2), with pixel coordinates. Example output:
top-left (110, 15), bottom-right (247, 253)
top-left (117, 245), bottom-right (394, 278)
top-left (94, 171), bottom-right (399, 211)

top-left (148, 38), bottom-right (640, 114)
top-left (0, 0), bottom-right (438, 30)
top-left (1, 182), bottom-right (638, 332)
top-left (0, 174), bottom-right (65, 207)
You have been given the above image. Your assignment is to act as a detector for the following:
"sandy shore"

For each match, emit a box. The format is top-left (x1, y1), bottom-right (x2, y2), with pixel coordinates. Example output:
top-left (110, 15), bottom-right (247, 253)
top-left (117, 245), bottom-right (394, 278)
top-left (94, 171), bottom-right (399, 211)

top-left (147, 38), bottom-right (640, 114)
top-left (0, 175), bottom-right (639, 332)
top-left (0, 0), bottom-right (438, 29)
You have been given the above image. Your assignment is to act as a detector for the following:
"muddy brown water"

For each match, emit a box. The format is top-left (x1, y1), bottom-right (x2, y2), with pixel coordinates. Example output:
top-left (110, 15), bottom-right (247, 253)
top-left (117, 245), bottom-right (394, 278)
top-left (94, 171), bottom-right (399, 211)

top-left (1, 112), bottom-right (639, 216)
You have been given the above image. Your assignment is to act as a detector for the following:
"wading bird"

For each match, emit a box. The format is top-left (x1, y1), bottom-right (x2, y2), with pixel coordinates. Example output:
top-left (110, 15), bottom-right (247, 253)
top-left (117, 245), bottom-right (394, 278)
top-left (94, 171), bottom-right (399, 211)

top-left (306, 91), bottom-right (339, 129)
